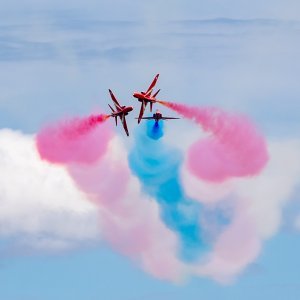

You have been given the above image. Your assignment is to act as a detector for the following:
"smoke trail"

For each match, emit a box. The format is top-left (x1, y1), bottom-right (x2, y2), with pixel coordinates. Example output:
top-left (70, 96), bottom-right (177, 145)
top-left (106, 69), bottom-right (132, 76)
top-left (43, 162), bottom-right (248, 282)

top-left (156, 102), bottom-right (270, 281)
top-left (34, 108), bottom-right (268, 282)
top-left (68, 146), bottom-right (183, 282)
top-left (4, 126), bottom-right (300, 283)
top-left (36, 114), bottom-right (111, 164)
top-left (36, 115), bottom-right (183, 281)
top-left (158, 101), bottom-right (269, 182)
top-left (129, 120), bottom-right (209, 261)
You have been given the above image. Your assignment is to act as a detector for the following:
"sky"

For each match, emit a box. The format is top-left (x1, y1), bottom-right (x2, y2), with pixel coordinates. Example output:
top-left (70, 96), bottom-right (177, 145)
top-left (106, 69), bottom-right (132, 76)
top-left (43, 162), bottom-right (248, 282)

top-left (0, 1), bottom-right (300, 299)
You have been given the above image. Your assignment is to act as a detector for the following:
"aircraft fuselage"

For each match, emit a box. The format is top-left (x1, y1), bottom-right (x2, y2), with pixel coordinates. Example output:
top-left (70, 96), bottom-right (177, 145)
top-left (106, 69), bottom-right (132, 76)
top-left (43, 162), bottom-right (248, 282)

top-left (133, 92), bottom-right (156, 103)
top-left (111, 106), bottom-right (133, 117)
top-left (152, 112), bottom-right (162, 122)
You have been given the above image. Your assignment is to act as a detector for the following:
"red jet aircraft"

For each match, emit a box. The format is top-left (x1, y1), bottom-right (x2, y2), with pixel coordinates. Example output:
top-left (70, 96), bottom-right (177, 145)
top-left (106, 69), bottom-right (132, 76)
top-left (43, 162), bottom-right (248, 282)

top-left (133, 74), bottom-right (163, 124)
top-left (108, 89), bottom-right (133, 137)
top-left (137, 109), bottom-right (180, 124)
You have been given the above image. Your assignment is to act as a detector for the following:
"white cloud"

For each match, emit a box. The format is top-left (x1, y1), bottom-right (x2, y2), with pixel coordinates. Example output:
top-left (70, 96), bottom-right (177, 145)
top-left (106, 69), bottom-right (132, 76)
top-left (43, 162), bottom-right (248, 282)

top-left (0, 129), bottom-right (100, 252)
top-left (237, 139), bottom-right (300, 239)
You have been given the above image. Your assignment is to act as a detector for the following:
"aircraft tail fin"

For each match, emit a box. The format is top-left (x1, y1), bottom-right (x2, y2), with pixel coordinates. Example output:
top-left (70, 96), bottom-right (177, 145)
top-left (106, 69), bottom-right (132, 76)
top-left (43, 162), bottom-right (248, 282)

top-left (108, 104), bottom-right (115, 112)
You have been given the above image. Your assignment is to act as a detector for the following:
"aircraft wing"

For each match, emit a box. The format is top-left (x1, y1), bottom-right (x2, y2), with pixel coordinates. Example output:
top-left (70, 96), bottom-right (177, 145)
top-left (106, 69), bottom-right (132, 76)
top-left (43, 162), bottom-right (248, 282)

top-left (109, 89), bottom-right (122, 111)
top-left (161, 117), bottom-right (180, 120)
top-left (137, 101), bottom-right (146, 124)
top-left (135, 117), bottom-right (153, 120)
top-left (145, 74), bottom-right (159, 94)
top-left (121, 115), bottom-right (129, 136)
top-left (144, 89), bottom-right (153, 97)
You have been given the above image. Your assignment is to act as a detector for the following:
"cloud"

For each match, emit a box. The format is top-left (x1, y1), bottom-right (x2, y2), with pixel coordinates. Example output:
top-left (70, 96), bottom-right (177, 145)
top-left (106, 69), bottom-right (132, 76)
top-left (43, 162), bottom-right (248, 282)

top-left (0, 129), bottom-right (100, 252)
top-left (1, 122), bottom-right (300, 283)
top-left (0, 127), bottom-right (184, 281)
top-left (1, 16), bottom-right (299, 138)
top-left (236, 139), bottom-right (300, 239)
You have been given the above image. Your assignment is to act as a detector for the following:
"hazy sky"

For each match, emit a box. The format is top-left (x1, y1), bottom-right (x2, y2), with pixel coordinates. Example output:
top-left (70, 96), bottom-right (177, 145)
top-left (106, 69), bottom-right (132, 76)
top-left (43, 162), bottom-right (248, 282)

top-left (0, 1), bottom-right (300, 299)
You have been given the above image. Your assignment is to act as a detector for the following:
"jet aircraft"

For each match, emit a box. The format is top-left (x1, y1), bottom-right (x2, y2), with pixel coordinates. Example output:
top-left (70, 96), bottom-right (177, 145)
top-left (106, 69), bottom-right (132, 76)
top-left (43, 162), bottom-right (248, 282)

top-left (133, 74), bottom-right (163, 123)
top-left (108, 89), bottom-right (133, 136)
top-left (137, 109), bottom-right (180, 124)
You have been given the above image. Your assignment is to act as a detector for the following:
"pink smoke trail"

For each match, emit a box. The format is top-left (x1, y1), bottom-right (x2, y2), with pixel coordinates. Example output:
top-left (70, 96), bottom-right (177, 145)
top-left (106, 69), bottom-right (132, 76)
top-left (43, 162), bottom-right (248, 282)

top-left (195, 204), bottom-right (261, 283)
top-left (67, 141), bottom-right (184, 282)
top-left (35, 114), bottom-right (183, 281)
top-left (158, 101), bottom-right (269, 182)
top-left (36, 114), bottom-right (111, 164)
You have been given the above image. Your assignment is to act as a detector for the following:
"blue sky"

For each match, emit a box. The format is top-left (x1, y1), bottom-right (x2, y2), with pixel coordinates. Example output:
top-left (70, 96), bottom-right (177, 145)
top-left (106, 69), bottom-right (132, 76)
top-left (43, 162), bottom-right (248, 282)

top-left (1, 234), bottom-right (300, 300)
top-left (0, 1), bottom-right (300, 299)
top-left (0, 10), bottom-right (299, 135)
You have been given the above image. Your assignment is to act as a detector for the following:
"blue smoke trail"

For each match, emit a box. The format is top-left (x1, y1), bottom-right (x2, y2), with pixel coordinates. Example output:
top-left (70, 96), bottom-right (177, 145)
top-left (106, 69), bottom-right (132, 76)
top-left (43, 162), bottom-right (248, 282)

top-left (129, 120), bottom-right (208, 261)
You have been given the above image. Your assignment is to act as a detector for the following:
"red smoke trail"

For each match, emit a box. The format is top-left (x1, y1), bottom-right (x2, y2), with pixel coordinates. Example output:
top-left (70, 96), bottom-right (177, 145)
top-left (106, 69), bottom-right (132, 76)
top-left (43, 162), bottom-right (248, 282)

top-left (36, 114), bottom-right (112, 164)
top-left (158, 101), bottom-right (269, 182)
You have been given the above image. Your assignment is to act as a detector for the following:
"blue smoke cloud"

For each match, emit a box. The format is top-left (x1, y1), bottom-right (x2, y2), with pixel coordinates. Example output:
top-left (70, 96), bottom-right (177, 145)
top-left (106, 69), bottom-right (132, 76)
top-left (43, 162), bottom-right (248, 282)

top-left (128, 120), bottom-right (209, 261)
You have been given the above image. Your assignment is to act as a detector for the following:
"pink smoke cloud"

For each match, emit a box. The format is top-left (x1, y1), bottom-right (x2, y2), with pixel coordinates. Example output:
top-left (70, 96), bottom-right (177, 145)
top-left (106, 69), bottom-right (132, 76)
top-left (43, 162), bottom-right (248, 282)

top-left (158, 101), bottom-right (269, 182)
top-left (36, 114), bottom-right (111, 164)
